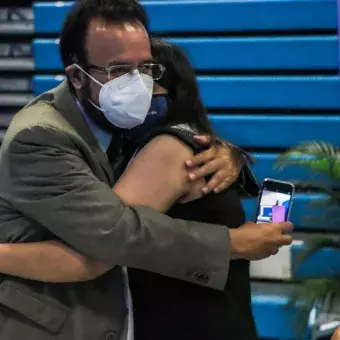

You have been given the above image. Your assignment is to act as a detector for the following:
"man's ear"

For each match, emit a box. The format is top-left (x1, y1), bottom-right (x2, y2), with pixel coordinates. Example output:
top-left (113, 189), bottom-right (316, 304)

top-left (65, 65), bottom-right (84, 90)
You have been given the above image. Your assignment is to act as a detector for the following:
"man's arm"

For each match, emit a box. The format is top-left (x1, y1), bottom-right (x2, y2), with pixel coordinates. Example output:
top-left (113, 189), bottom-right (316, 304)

top-left (0, 134), bottom-right (201, 283)
top-left (0, 241), bottom-right (109, 282)
top-left (4, 126), bottom-right (230, 289)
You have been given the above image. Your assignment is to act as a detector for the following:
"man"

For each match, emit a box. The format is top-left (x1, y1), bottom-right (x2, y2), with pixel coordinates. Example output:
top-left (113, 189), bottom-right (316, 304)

top-left (0, 0), bottom-right (293, 339)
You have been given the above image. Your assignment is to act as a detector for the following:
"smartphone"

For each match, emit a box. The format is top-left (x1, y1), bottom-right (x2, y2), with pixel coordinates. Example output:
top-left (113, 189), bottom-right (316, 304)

top-left (255, 178), bottom-right (295, 224)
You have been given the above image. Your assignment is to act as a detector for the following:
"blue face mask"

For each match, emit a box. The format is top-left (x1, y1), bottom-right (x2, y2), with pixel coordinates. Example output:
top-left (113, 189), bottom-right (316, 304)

top-left (126, 94), bottom-right (168, 142)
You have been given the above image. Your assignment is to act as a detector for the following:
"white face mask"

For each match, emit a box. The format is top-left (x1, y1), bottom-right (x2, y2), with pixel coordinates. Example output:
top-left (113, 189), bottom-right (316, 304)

top-left (74, 64), bottom-right (154, 129)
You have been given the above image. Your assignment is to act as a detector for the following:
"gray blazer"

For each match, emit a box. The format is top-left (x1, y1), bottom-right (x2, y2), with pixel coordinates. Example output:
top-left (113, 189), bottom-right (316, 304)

top-left (0, 81), bottom-right (230, 340)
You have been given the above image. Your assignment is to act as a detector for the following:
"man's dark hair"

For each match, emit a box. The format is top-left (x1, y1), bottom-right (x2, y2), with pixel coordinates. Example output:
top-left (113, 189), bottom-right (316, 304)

top-left (59, 0), bottom-right (149, 69)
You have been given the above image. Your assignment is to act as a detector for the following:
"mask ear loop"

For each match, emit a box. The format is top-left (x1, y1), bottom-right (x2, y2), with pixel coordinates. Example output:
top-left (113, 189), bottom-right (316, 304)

top-left (73, 64), bottom-right (104, 111)
top-left (73, 64), bottom-right (104, 87)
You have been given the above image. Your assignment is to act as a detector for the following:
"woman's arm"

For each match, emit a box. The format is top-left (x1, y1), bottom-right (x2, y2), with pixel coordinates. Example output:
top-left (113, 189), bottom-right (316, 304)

top-left (0, 135), bottom-right (199, 282)
top-left (114, 134), bottom-right (200, 210)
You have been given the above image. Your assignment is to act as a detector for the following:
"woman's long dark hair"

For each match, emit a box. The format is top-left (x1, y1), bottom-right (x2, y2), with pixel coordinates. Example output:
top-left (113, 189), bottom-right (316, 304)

top-left (151, 40), bottom-right (214, 135)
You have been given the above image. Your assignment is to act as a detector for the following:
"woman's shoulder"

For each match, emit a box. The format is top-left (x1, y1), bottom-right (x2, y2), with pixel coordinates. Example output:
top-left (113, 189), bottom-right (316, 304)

top-left (137, 123), bottom-right (206, 156)
top-left (126, 123), bottom-right (206, 171)
top-left (126, 125), bottom-right (198, 170)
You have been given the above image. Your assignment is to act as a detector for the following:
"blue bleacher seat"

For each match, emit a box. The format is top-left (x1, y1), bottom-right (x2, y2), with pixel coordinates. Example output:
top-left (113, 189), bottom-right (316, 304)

top-left (252, 153), bottom-right (334, 186)
top-left (33, 0), bottom-right (337, 34)
top-left (199, 76), bottom-right (340, 109)
top-left (33, 37), bottom-right (338, 71)
top-left (209, 114), bottom-right (340, 147)
top-left (32, 74), bottom-right (340, 111)
top-left (292, 241), bottom-right (340, 278)
top-left (251, 283), bottom-right (306, 340)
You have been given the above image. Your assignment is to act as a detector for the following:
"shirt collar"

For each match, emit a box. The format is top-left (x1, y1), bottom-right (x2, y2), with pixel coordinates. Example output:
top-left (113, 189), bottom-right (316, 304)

top-left (76, 100), bottom-right (112, 152)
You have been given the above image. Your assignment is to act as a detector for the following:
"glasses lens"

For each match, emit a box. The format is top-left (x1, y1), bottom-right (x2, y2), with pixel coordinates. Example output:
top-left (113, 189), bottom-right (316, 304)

top-left (139, 64), bottom-right (165, 80)
top-left (139, 64), bottom-right (153, 77)
top-left (108, 64), bottom-right (166, 80)
top-left (108, 65), bottom-right (131, 79)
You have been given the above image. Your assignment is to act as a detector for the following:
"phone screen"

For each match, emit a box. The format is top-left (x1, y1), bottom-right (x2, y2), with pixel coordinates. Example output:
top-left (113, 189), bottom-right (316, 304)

top-left (255, 179), bottom-right (294, 224)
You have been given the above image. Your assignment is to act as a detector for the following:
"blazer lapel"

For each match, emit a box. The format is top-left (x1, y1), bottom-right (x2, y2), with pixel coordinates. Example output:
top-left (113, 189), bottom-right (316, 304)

top-left (53, 81), bottom-right (115, 186)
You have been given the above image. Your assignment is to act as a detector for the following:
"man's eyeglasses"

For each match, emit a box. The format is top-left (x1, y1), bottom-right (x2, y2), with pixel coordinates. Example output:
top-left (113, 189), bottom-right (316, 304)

top-left (87, 63), bottom-right (166, 81)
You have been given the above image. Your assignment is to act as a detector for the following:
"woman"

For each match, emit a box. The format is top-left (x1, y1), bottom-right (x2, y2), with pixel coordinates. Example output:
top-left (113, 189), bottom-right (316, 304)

top-left (0, 40), bottom-right (258, 339)
top-left (126, 40), bottom-right (258, 340)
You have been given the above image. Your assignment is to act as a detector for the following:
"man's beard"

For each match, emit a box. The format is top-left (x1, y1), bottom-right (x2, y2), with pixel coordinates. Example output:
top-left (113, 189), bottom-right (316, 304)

top-left (79, 80), bottom-right (126, 134)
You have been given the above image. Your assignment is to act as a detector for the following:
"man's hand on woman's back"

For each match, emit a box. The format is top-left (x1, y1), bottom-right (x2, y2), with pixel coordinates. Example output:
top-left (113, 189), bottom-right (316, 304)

top-left (185, 135), bottom-right (241, 194)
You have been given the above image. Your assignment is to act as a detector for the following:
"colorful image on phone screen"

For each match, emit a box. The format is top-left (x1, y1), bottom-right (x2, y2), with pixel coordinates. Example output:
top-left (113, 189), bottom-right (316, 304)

top-left (256, 190), bottom-right (292, 224)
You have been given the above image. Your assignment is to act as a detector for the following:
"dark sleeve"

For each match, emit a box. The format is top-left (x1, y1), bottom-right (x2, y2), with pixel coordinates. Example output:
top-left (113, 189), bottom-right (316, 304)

top-left (5, 126), bottom-right (230, 290)
top-left (234, 161), bottom-right (260, 198)
top-left (137, 125), bottom-right (207, 155)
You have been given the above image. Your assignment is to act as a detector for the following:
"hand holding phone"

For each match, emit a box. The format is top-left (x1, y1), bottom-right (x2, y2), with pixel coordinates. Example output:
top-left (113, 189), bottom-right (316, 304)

top-left (229, 221), bottom-right (293, 260)
top-left (229, 178), bottom-right (295, 261)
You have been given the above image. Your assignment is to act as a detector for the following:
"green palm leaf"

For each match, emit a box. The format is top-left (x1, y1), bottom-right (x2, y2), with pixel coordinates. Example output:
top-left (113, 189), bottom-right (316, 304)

top-left (275, 140), bottom-right (340, 338)
top-left (276, 141), bottom-right (340, 180)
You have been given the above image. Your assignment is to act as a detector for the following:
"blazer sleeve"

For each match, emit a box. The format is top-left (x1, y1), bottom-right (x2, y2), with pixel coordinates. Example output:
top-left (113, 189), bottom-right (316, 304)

top-left (4, 125), bottom-right (230, 290)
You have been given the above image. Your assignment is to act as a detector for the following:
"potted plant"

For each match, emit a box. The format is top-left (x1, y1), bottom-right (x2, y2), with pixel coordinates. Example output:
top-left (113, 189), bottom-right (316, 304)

top-left (275, 141), bottom-right (340, 339)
